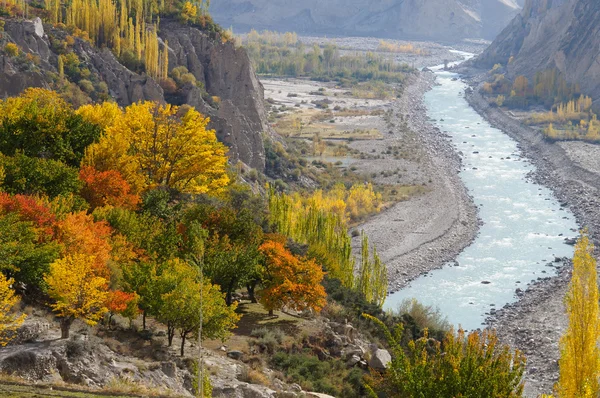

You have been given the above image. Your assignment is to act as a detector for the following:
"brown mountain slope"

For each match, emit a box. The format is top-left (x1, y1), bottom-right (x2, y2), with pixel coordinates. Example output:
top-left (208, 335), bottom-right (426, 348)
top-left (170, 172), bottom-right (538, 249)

top-left (473, 0), bottom-right (600, 104)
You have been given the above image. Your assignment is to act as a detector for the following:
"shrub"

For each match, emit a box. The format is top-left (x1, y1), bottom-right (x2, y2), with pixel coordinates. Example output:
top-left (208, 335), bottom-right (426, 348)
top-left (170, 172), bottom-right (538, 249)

top-left (396, 298), bottom-right (450, 334)
top-left (250, 327), bottom-right (285, 354)
top-left (78, 79), bottom-right (94, 94)
top-left (363, 314), bottom-right (526, 398)
top-left (4, 43), bottom-right (18, 57)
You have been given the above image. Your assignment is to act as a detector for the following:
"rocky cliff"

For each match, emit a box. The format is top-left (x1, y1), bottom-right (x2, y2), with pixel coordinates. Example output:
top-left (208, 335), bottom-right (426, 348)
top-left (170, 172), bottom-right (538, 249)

top-left (0, 17), bottom-right (266, 170)
top-left (473, 0), bottom-right (600, 104)
top-left (210, 0), bottom-right (520, 42)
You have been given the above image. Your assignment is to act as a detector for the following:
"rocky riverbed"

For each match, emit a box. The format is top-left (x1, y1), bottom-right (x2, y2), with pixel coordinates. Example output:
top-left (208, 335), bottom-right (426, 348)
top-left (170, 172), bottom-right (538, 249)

top-left (351, 72), bottom-right (480, 293)
top-left (466, 80), bottom-right (600, 397)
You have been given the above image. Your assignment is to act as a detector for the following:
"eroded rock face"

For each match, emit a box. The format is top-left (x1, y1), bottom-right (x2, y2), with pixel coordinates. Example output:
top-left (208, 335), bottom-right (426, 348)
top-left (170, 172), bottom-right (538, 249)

top-left (161, 19), bottom-right (267, 170)
top-left (473, 0), bottom-right (600, 107)
top-left (0, 18), bottom-right (267, 170)
top-left (210, 0), bottom-right (520, 41)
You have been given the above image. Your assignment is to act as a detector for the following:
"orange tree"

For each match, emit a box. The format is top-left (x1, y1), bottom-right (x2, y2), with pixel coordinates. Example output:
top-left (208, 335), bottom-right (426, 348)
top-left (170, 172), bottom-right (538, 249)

top-left (79, 166), bottom-right (140, 210)
top-left (258, 237), bottom-right (326, 316)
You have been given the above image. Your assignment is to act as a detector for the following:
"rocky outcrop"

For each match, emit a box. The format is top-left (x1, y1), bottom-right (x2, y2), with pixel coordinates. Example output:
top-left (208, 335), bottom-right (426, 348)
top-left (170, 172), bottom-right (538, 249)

top-left (210, 0), bottom-right (520, 41)
top-left (473, 0), bottom-right (600, 107)
top-left (0, 17), bottom-right (267, 170)
top-left (160, 20), bottom-right (267, 170)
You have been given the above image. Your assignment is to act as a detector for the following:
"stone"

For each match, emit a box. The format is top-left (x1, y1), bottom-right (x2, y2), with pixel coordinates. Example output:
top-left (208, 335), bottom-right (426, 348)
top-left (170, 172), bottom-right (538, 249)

top-left (227, 350), bottom-right (244, 361)
top-left (347, 355), bottom-right (361, 367)
top-left (368, 349), bottom-right (392, 370)
top-left (161, 361), bottom-right (177, 378)
top-left (32, 17), bottom-right (44, 38)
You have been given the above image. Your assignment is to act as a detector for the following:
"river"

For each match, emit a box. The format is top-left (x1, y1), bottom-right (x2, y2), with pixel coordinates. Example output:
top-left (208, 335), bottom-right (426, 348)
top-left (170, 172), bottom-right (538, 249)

top-left (383, 61), bottom-right (579, 330)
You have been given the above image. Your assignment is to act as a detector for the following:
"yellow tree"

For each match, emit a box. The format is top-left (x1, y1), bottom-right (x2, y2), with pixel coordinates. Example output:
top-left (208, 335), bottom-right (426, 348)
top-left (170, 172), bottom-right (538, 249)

top-left (84, 102), bottom-right (229, 195)
top-left (45, 254), bottom-right (109, 339)
top-left (0, 274), bottom-right (26, 346)
top-left (556, 231), bottom-right (600, 397)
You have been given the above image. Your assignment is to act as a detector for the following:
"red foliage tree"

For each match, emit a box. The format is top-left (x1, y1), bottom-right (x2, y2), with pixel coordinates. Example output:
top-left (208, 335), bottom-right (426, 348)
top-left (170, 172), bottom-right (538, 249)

top-left (0, 193), bottom-right (56, 239)
top-left (79, 166), bottom-right (140, 210)
top-left (105, 290), bottom-right (138, 326)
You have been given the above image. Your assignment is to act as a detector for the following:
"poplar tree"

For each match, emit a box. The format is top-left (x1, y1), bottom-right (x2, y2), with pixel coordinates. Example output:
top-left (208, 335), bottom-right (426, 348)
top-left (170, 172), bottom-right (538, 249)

top-left (557, 231), bottom-right (600, 397)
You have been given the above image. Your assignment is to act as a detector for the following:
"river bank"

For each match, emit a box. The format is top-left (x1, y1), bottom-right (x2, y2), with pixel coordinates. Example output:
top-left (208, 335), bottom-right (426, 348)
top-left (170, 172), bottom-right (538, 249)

top-left (466, 81), bottom-right (600, 397)
top-left (351, 72), bottom-right (480, 293)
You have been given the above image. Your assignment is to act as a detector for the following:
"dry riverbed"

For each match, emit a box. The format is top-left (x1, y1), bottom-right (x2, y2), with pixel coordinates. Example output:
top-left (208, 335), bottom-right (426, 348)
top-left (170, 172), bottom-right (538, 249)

top-left (263, 70), bottom-right (479, 293)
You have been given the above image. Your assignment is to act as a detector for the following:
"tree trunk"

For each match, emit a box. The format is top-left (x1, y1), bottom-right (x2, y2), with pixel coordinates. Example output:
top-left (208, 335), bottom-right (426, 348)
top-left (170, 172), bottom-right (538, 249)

top-left (247, 282), bottom-right (257, 303)
top-left (60, 317), bottom-right (73, 339)
top-left (167, 324), bottom-right (175, 346)
top-left (180, 332), bottom-right (187, 357)
top-left (268, 309), bottom-right (274, 317)
top-left (142, 311), bottom-right (147, 330)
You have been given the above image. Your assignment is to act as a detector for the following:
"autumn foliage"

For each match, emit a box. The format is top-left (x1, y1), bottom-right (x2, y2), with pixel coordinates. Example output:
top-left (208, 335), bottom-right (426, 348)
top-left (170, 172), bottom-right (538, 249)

top-left (0, 193), bottom-right (57, 238)
top-left (364, 314), bottom-right (526, 397)
top-left (556, 232), bottom-right (600, 397)
top-left (79, 165), bottom-right (140, 210)
top-left (258, 239), bottom-right (326, 316)
top-left (55, 212), bottom-right (113, 278)
top-left (0, 274), bottom-right (26, 346)
top-left (45, 254), bottom-right (109, 338)
top-left (83, 102), bottom-right (229, 194)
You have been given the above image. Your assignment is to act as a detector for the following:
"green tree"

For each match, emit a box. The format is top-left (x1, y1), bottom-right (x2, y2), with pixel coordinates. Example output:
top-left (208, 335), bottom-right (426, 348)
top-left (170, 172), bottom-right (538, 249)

top-left (0, 153), bottom-right (81, 198)
top-left (355, 231), bottom-right (388, 307)
top-left (0, 88), bottom-right (101, 167)
top-left (0, 212), bottom-right (60, 290)
top-left (155, 259), bottom-right (240, 355)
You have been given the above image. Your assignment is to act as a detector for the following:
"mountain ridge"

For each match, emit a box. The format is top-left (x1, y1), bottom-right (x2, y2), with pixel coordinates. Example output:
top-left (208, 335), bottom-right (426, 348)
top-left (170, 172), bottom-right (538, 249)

top-left (210, 0), bottom-right (520, 42)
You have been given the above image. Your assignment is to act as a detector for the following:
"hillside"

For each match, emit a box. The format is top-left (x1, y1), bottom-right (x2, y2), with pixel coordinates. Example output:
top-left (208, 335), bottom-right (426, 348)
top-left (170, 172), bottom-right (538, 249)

top-left (210, 0), bottom-right (520, 42)
top-left (0, 17), bottom-right (267, 170)
top-left (473, 0), bottom-right (600, 106)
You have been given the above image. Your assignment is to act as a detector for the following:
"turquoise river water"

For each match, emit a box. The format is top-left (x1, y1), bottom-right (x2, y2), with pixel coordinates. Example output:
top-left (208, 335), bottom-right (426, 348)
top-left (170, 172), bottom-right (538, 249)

top-left (383, 65), bottom-right (579, 330)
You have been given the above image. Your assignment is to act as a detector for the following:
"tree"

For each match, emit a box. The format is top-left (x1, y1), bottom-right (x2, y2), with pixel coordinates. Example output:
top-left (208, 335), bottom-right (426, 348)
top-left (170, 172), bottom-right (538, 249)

top-left (0, 88), bottom-right (101, 166)
top-left (556, 231), bottom-right (600, 397)
top-left (0, 273), bottom-right (26, 346)
top-left (258, 239), bottom-right (326, 316)
top-left (83, 102), bottom-right (229, 194)
top-left (79, 165), bottom-right (140, 210)
top-left (55, 212), bottom-right (113, 279)
top-left (363, 314), bottom-right (526, 397)
top-left (0, 153), bottom-right (81, 198)
top-left (155, 259), bottom-right (240, 355)
top-left (355, 231), bottom-right (388, 307)
top-left (45, 254), bottom-right (109, 338)
top-left (121, 261), bottom-right (160, 330)
top-left (0, 212), bottom-right (60, 290)
top-left (105, 290), bottom-right (138, 327)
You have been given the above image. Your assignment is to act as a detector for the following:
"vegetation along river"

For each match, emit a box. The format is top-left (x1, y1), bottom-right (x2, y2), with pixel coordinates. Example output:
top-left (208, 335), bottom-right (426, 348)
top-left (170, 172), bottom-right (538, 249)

top-left (383, 65), bottom-right (579, 330)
